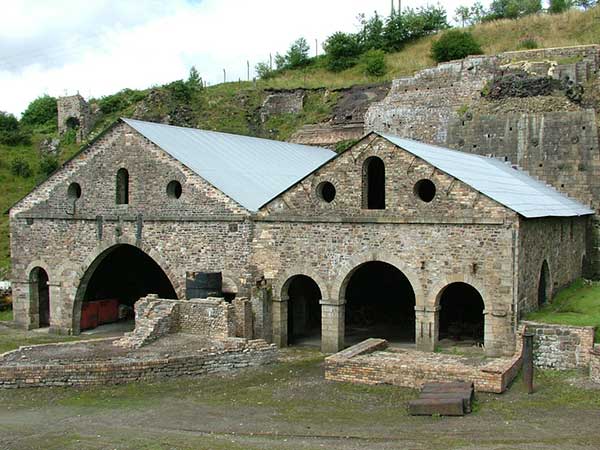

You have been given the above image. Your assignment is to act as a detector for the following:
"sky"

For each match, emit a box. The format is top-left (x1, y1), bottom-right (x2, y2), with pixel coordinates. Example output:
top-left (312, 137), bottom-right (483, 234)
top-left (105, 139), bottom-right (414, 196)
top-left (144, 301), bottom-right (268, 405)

top-left (0, 0), bottom-right (485, 117)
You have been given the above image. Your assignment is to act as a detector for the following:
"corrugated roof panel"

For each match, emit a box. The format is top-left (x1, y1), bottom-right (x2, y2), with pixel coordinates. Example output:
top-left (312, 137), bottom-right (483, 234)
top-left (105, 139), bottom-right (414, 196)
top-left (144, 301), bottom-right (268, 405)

top-left (123, 118), bottom-right (336, 211)
top-left (379, 133), bottom-right (594, 218)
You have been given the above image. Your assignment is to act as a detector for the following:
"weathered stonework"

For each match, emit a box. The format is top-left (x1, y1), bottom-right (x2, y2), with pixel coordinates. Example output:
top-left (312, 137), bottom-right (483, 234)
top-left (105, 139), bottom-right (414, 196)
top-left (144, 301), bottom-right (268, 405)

top-left (522, 321), bottom-right (596, 369)
top-left (57, 94), bottom-right (96, 143)
top-left (590, 346), bottom-right (600, 383)
top-left (260, 90), bottom-right (305, 122)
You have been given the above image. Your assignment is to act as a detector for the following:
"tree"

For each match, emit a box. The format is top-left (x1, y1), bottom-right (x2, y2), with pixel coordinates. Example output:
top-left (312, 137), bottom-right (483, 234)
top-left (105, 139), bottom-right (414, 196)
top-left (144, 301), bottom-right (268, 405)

top-left (187, 66), bottom-right (202, 88)
top-left (285, 38), bottom-right (311, 69)
top-left (454, 5), bottom-right (472, 27)
top-left (20, 95), bottom-right (57, 128)
top-left (548, 0), bottom-right (572, 13)
top-left (358, 12), bottom-right (385, 50)
top-left (431, 29), bottom-right (483, 63)
top-left (255, 61), bottom-right (276, 79)
top-left (362, 49), bottom-right (387, 76)
top-left (323, 32), bottom-right (362, 72)
top-left (0, 112), bottom-right (30, 146)
top-left (487, 0), bottom-right (542, 19)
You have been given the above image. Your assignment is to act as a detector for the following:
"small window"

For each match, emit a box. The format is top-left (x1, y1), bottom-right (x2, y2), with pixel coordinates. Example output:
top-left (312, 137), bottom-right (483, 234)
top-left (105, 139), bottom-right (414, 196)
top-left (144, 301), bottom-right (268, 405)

top-left (67, 182), bottom-right (82, 199)
top-left (317, 181), bottom-right (336, 203)
top-left (362, 156), bottom-right (385, 209)
top-left (116, 168), bottom-right (129, 205)
top-left (414, 179), bottom-right (436, 203)
top-left (167, 180), bottom-right (182, 199)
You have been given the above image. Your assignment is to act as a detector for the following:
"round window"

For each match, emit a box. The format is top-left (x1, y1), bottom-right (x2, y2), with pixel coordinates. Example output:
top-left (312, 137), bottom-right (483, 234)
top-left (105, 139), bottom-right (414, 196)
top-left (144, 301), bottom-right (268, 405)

top-left (414, 179), bottom-right (436, 203)
top-left (167, 180), bottom-right (182, 199)
top-left (67, 182), bottom-right (82, 200)
top-left (317, 181), bottom-right (336, 203)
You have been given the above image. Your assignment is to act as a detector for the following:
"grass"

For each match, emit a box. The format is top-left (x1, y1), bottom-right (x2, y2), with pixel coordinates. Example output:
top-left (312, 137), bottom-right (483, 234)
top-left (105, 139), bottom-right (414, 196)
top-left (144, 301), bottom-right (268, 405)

top-left (526, 278), bottom-right (600, 340)
top-left (0, 325), bottom-right (91, 354)
top-left (0, 309), bottom-right (12, 322)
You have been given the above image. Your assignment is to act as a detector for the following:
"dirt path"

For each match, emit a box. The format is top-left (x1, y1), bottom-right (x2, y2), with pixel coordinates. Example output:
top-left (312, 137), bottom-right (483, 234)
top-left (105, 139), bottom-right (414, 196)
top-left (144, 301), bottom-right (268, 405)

top-left (0, 348), bottom-right (599, 449)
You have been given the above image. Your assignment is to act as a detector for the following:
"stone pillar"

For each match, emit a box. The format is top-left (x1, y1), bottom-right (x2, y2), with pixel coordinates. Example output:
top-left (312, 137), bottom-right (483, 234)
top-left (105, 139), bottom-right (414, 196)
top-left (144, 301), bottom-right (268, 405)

top-left (272, 298), bottom-right (288, 347)
top-left (415, 306), bottom-right (439, 352)
top-left (320, 300), bottom-right (344, 353)
top-left (483, 308), bottom-right (515, 357)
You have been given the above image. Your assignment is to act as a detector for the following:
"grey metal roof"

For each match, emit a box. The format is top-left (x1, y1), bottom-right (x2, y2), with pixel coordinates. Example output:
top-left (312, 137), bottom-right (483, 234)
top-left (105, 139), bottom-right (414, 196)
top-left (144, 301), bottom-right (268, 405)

top-left (123, 118), bottom-right (336, 211)
top-left (379, 132), bottom-right (594, 218)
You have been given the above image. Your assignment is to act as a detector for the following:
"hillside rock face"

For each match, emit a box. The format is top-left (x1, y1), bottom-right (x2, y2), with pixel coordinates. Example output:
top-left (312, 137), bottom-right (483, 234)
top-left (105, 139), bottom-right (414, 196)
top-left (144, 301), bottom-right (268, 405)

top-left (365, 45), bottom-right (600, 277)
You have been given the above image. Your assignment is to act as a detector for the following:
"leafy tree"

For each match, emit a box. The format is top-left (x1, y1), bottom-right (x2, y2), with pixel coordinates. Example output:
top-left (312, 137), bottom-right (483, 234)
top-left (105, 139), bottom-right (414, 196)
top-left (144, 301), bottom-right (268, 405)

top-left (486, 0), bottom-right (542, 19)
top-left (187, 66), bottom-right (203, 89)
top-left (255, 61), bottom-right (276, 79)
top-left (548, 0), bottom-right (572, 13)
top-left (358, 12), bottom-right (385, 50)
top-left (323, 32), bottom-right (362, 72)
top-left (166, 80), bottom-right (192, 103)
top-left (20, 95), bottom-right (57, 128)
top-left (431, 29), bottom-right (483, 63)
top-left (275, 38), bottom-right (311, 70)
top-left (455, 5), bottom-right (472, 27)
top-left (362, 49), bottom-right (387, 76)
top-left (0, 112), bottom-right (30, 146)
top-left (383, 5), bottom-right (448, 51)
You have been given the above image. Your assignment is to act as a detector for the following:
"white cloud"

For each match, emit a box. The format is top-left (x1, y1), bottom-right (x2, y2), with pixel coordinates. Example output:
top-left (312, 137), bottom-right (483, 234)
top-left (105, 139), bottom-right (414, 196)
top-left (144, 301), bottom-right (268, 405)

top-left (0, 0), bottom-right (486, 117)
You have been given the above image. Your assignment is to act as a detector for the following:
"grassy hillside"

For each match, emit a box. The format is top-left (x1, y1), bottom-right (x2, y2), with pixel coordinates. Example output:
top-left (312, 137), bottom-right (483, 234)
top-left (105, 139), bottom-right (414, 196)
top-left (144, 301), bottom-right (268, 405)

top-left (1, 7), bottom-right (600, 273)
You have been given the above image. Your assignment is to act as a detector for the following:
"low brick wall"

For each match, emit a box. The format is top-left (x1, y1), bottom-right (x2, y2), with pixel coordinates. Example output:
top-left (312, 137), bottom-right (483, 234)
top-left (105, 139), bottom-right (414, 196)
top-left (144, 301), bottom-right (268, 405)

top-left (0, 338), bottom-right (276, 389)
top-left (325, 339), bottom-right (522, 393)
top-left (590, 346), bottom-right (600, 384)
top-left (522, 321), bottom-right (596, 369)
top-left (175, 298), bottom-right (236, 338)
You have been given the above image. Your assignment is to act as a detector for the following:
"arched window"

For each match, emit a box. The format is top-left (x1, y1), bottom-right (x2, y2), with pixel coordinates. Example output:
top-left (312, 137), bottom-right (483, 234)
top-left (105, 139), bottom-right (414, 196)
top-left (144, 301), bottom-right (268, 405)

top-left (116, 168), bottom-right (129, 205)
top-left (362, 157), bottom-right (385, 209)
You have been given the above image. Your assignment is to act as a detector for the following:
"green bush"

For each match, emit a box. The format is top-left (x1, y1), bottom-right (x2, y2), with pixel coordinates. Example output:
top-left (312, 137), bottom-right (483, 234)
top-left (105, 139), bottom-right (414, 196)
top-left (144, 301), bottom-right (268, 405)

top-left (518, 37), bottom-right (539, 49)
top-left (98, 89), bottom-right (146, 115)
top-left (39, 156), bottom-right (59, 176)
top-left (255, 61), bottom-right (277, 79)
top-left (548, 0), bottom-right (571, 13)
top-left (20, 95), bottom-right (57, 128)
top-left (431, 30), bottom-right (483, 63)
top-left (323, 32), bottom-right (362, 72)
top-left (0, 112), bottom-right (30, 146)
top-left (10, 158), bottom-right (32, 178)
top-left (362, 49), bottom-right (387, 77)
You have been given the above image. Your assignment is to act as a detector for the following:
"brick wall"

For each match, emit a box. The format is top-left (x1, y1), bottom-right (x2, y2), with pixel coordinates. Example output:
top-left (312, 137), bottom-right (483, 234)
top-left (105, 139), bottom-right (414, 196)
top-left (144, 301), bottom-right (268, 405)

top-left (0, 339), bottom-right (276, 389)
top-left (523, 321), bottom-right (596, 369)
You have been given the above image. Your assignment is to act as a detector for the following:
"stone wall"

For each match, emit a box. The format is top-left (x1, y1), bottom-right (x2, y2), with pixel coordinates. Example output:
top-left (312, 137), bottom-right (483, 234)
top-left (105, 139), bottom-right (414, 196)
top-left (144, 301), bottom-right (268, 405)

top-left (260, 91), bottom-right (305, 122)
top-left (57, 94), bottom-right (96, 143)
top-left (176, 298), bottom-right (236, 338)
top-left (0, 338), bottom-right (276, 389)
top-left (523, 321), bottom-right (596, 369)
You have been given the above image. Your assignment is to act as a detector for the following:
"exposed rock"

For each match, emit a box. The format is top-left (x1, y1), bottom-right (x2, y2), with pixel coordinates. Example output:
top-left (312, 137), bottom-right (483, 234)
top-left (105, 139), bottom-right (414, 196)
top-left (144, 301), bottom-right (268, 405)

top-left (38, 138), bottom-right (60, 156)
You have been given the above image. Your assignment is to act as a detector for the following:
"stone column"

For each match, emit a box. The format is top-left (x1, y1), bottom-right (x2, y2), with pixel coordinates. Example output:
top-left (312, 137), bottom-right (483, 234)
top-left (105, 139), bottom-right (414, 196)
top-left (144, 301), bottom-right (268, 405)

top-left (320, 300), bottom-right (344, 353)
top-left (272, 297), bottom-right (288, 347)
top-left (484, 308), bottom-right (515, 357)
top-left (415, 306), bottom-right (439, 352)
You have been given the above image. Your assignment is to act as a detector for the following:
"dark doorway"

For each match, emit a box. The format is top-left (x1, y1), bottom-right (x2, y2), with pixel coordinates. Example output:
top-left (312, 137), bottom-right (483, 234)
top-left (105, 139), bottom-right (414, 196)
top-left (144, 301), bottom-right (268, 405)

top-left (286, 275), bottom-right (321, 346)
top-left (65, 116), bottom-right (80, 130)
top-left (363, 157), bottom-right (385, 209)
top-left (30, 267), bottom-right (50, 328)
top-left (538, 260), bottom-right (550, 307)
top-left (344, 261), bottom-right (415, 346)
top-left (438, 282), bottom-right (484, 345)
top-left (80, 245), bottom-right (176, 330)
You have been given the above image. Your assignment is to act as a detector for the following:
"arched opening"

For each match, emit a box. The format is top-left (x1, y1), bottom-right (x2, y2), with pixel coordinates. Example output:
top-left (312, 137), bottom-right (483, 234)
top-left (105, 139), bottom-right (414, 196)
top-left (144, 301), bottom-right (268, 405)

top-left (65, 116), bottom-right (80, 130)
top-left (538, 260), bottom-right (551, 307)
top-left (362, 157), bottom-right (385, 210)
top-left (116, 168), bottom-right (129, 205)
top-left (438, 282), bottom-right (484, 348)
top-left (343, 261), bottom-right (415, 346)
top-left (29, 267), bottom-right (50, 328)
top-left (76, 244), bottom-right (177, 333)
top-left (285, 275), bottom-right (322, 346)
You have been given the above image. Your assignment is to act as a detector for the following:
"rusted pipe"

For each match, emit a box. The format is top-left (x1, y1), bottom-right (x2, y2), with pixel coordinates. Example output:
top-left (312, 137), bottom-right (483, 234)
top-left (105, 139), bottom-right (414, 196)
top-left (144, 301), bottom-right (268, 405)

top-left (523, 331), bottom-right (534, 394)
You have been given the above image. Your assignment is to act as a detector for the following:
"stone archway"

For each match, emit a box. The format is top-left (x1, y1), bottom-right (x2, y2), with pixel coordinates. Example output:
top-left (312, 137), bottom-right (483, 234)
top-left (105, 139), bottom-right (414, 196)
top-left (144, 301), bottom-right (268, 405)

top-left (29, 267), bottom-right (50, 329)
top-left (437, 282), bottom-right (485, 347)
top-left (71, 243), bottom-right (178, 334)
top-left (283, 275), bottom-right (322, 347)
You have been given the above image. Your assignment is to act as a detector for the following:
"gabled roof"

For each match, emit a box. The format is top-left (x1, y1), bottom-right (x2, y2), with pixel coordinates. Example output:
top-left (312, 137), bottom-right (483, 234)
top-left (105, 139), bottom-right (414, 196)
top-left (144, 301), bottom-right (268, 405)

top-left (378, 132), bottom-right (594, 218)
top-left (123, 118), bottom-right (336, 212)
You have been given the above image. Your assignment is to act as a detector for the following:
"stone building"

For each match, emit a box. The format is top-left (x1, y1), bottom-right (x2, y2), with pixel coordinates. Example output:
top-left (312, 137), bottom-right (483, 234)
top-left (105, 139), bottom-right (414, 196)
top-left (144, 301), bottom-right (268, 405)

top-left (57, 94), bottom-right (96, 143)
top-left (9, 118), bottom-right (592, 357)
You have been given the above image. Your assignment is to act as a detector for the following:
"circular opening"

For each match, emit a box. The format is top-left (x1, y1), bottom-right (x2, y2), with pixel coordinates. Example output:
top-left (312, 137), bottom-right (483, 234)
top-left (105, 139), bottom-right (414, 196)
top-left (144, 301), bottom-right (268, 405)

top-left (317, 181), bottom-right (336, 203)
top-left (414, 179), bottom-right (436, 203)
top-left (67, 182), bottom-right (82, 199)
top-left (166, 180), bottom-right (182, 199)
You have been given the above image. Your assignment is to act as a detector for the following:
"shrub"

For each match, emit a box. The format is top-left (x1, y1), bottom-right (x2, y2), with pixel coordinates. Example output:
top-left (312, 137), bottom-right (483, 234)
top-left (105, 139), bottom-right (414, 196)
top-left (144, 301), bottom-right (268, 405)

top-left (431, 30), bottom-right (483, 63)
top-left (20, 95), bottom-right (58, 128)
top-left (323, 32), bottom-right (362, 72)
top-left (548, 0), bottom-right (571, 13)
top-left (362, 50), bottom-right (387, 77)
top-left (255, 62), bottom-right (277, 79)
top-left (98, 89), bottom-right (146, 115)
top-left (0, 112), bottom-right (30, 146)
top-left (518, 38), bottom-right (539, 49)
top-left (39, 156), bottom-right (59, 176)
top-left (165, 80), bottom-right (193, 103)
top-left (10, 158), bottom-right (32, 178)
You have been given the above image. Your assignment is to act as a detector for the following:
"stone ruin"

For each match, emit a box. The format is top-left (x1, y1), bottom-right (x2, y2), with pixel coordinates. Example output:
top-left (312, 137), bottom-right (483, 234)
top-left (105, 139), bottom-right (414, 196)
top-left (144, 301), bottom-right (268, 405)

top-left (57, 94), bottom-right (97, 143)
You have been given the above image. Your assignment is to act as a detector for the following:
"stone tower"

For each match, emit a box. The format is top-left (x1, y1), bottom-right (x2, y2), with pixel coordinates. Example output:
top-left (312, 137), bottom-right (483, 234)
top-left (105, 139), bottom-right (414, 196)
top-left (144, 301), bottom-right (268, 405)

top-left (57, 94), bottom-right (95, 143)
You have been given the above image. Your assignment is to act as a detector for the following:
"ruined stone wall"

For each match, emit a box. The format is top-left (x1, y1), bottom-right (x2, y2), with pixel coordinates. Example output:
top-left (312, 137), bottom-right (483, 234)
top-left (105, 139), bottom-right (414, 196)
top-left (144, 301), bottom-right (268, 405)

top-left (522, 321), bottom-right (596, 369)
top-left (518, 217), bottom-right (589, 315)
top-left (260, 91), bottom-right (305, 122)
top-left (10, 122), bottom-right (254, 334)
top-left (57, 94), bottom-right (95, 143)
top-left (175, 298), bottom-right (236, 338)
top-left (590, 346), bottom-right (600, 383)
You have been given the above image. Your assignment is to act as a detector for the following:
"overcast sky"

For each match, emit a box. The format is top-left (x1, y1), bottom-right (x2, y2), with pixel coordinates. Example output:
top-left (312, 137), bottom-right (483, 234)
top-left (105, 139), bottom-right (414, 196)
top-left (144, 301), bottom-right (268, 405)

top-left (1, 0), bottom-right (486, 117)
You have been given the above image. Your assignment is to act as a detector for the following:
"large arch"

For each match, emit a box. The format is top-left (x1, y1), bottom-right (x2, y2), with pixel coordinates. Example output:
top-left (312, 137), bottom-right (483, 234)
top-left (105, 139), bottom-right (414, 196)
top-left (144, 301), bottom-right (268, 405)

top-left (72, 243), bottom-right (177, 334)
top-left (29, 267), bottom-right (50, 328)
top-left (538, 259), bottom-right (551, 307)
top-left (437, 282), bottom-right (485, 347)
top-left (282, 275), bottom-right (322, 346)
top-left (341, 261), bottom-right (416, 346)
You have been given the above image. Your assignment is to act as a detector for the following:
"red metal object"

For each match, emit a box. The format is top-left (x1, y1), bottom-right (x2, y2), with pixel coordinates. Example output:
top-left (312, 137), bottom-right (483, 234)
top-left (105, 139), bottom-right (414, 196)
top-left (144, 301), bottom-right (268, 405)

top-left (97, 299), bottom-right (119, 324)
top-left (80, 302), bottom-right (99, 330)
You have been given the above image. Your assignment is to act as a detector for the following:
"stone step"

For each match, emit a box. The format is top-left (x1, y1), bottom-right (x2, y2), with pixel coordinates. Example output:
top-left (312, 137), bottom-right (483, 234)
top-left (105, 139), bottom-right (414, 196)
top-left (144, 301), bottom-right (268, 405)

top-left (408, 398), bottom-right (465, 416)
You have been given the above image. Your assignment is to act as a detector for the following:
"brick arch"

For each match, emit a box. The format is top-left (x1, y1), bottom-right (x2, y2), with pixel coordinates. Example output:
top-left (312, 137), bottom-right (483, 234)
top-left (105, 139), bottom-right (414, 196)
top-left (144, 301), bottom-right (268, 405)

top-left (69, 236), bottom-right (181, 334)
top-left (331, 252), bottom-right (424, 308)
top-left (273, 266), bottom-right (328, 302)
top-left (429, 273), bottom-right (489, 311)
